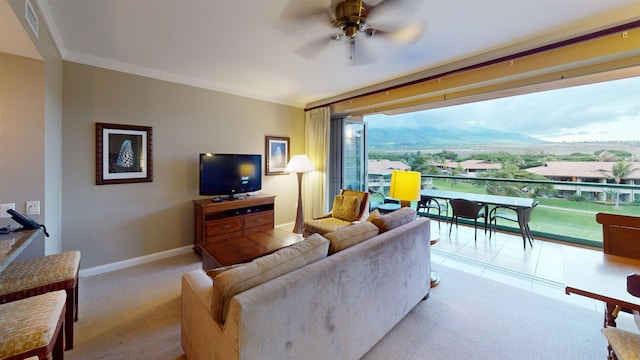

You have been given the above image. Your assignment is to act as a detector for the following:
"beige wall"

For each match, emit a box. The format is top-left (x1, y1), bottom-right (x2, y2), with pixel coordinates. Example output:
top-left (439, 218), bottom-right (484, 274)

top-left (4, 0), bottom-right (64, 257)
top-left (0, 52), bottom-right (46, 258)
top-left (62, 62), bottom-right (304, 269)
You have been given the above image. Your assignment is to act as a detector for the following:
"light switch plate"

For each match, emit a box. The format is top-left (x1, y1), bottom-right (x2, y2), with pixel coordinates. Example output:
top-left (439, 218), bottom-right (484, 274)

top-left (1, 203), bottom-right (16, 218)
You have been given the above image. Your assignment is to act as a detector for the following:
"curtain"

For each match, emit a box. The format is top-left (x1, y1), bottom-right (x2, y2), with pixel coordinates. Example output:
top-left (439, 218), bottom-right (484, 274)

top-left (304, 107), bottom-right (330, 218)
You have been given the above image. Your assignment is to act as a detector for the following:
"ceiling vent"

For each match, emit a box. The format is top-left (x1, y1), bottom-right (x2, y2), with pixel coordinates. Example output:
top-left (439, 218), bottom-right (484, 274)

top-left (24, 0), bottom-right (38, 39)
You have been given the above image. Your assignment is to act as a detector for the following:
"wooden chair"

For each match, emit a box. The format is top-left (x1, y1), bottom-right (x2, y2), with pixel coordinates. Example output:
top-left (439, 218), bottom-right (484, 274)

top-left (448, 198), bottom-right (487, 241)
top-left (602, 327), bottom-right (640, 360)
top-left (0, 290), bottom-right (66, 360)
top-left (597, 213), bottom-right (640, 360)
top-left (0, 251), bottom-right (81, 350)
top-left (596, 213), bottom-right (640, 259)
top-left (601, 274), bottom-right (640, 360)
top-left (302, 190), bottom-right (370, 237)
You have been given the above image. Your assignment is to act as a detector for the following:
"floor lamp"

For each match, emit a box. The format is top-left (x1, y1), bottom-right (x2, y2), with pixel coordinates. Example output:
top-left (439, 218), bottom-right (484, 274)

top-left (285, 155), bottom-right (315, 234)
top-left (390, 170), bottom-right (440, 287)
top-left (389, 170), bottom-right (421, 207)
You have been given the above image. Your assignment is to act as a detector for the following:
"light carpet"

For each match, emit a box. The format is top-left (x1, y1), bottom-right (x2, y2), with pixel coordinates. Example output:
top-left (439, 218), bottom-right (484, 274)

top-left (65, 252), bottom-right (607, 360)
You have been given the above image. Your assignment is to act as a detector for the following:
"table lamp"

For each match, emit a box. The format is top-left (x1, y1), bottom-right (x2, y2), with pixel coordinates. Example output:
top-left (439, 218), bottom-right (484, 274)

top-left (389, 170), bottom-right (421, 208)
top-left (285, 154), bottom-right (315, 234)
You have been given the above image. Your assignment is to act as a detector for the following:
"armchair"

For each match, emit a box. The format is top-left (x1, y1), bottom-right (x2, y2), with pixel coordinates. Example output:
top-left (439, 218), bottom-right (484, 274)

top-left (302, 189), bottom-right (370, 237)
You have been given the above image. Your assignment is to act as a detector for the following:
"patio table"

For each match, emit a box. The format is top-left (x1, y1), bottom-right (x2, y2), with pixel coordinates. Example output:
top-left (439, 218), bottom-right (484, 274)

top-left (420, 189), bottom-right (535, 243)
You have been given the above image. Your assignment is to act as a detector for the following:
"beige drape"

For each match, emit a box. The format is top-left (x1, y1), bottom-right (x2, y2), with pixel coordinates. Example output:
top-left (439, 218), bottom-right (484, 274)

top-left (304, 107), bottom-right (330, 218)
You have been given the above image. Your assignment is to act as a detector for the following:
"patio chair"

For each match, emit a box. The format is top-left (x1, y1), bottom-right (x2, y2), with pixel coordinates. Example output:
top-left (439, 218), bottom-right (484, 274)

top-left (489, 201), bottom-right (538, 249)
top-left (417, 195), bottom-right (448, 230)
top-left (448, 198), bottom-right (487, 241)
top-left (368, 190), bottom-right (386, 213)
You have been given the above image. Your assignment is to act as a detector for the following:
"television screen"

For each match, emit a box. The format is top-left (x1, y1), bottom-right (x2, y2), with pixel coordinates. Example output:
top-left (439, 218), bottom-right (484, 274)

top-left (199, 153), bottom-right (262, 198)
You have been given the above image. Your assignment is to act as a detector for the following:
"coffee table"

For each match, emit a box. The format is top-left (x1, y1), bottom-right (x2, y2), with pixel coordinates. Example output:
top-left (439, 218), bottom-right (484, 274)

top-left (201, 228), bottom-right (303, 270)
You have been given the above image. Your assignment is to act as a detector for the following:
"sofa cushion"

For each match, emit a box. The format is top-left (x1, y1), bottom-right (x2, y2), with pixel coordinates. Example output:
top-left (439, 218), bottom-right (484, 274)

top-left (303, 217), bottom-right (351, 236)
top-left (211, 234), bottom-right (330, 324)
top-left (331, 195), bottom-right (362, 222)
top-left (324, 221), bottom-right (379, 255)
top-left (205, 263), bottom-right (245, 281)
top-left (370, 207), bottom-right (417, 233)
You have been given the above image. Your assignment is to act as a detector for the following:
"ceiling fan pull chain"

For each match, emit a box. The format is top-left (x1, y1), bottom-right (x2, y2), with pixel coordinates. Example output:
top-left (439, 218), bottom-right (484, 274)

top-left (349, 41), bottom-right (355, 61)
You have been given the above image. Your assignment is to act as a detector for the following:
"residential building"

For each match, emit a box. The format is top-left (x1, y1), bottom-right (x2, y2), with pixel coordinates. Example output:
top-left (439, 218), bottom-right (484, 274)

top-left (526, 161), bottom-right (640, 201)
top-left (442, 159), bottom-right (503, 177)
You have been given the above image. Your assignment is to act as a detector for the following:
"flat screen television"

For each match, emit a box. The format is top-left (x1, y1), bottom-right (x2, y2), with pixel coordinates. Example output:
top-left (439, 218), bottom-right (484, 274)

top-left (199, 153), bottom-right (262, 199)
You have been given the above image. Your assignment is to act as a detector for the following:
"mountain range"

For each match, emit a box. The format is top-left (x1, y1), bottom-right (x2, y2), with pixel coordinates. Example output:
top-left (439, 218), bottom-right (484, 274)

top-left (367, 126), bottom-right (545, 150)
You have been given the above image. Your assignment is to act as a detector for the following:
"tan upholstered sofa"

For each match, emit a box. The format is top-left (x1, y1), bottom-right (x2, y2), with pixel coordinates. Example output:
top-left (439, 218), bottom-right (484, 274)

top-left (181, 208), bottom-right (431, 360)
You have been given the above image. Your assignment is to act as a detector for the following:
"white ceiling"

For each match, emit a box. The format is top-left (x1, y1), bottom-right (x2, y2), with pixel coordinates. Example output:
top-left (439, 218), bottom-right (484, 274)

top-left (6, 0), bottom-right (640, 108)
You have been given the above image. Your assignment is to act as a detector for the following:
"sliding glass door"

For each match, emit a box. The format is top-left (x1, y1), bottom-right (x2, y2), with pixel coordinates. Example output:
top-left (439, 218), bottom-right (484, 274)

top-left (328, 118), bottom-right (368, 201)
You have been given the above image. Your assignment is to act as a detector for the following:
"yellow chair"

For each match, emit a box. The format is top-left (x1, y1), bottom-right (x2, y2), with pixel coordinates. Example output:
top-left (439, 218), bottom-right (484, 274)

top-left (302, 189), bottom-right (370, 237)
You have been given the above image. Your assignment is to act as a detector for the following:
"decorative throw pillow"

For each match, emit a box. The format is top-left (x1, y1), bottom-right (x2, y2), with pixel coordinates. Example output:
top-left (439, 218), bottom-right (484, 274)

top-left (324, 221), bottom-right (379, 255)
top-left (211, 234), bottom-right (329, 324)
top-left (366, 209), bottom-right (381, 223)
top-left (371, 207), bottom-right (417, 233)
top-left (331, 195), bottom-right (362, 222)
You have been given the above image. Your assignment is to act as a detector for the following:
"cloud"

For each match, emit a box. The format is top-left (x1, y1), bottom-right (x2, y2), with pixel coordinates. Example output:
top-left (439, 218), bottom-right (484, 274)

top-left (366, 76), bottom-right (640, 142)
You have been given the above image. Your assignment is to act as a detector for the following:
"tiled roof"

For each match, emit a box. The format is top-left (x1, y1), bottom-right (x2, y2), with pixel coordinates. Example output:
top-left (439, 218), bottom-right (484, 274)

top-left (368, 159), bottom-right (410, 174)
top-left (443, 160), bottom-right (502, 170)
top-left (526, 161), bottom-right (640, 179)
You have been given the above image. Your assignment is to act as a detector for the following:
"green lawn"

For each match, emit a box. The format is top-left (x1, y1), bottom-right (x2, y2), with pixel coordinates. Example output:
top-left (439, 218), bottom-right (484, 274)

top-left (429, 178), bottom-right (640, 246)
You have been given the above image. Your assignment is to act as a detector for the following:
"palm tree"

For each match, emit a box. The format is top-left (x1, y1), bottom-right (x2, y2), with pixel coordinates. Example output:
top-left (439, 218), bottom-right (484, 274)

top-left (601, 161), bottom-right (638, 207)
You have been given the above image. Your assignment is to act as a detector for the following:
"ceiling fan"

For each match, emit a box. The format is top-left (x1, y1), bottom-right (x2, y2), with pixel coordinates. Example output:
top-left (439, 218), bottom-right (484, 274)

top-left (281, 0), bottom-right (424, 65)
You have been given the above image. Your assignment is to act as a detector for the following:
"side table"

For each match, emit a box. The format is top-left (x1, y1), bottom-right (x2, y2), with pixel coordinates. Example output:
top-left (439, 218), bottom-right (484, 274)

top-left (430, 236), bottom-right (440, 288)
top-left (377, 203), bottom-right (401, 214)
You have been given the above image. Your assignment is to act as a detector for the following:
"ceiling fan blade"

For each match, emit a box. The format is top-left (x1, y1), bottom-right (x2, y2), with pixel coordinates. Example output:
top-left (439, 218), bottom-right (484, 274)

top-left (367, 0), bottom-right (414, 18)
top-left (295, 35), bottom-right (338, 59)
top-left (365, 22), bottom-right (425, 43)
top-left (280, 0), bottom-right (335, 24)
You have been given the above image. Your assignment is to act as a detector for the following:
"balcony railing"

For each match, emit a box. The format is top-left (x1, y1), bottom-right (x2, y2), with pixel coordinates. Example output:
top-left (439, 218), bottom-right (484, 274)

top-left (368, 173), bottom-right (640, 247)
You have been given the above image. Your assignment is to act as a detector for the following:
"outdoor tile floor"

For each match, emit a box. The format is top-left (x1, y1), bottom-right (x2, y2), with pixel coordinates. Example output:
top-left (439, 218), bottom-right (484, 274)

top-left (431, 218), bottom-right (640, 332)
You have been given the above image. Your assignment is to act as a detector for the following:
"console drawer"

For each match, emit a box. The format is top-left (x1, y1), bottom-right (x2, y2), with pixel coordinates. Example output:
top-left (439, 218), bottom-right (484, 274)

top-left (205, 218), bottom-right (243, 237)
top-left (245, 211), bottom-right (274, 230)
top-left (204, 230), bottom-right (243, 245)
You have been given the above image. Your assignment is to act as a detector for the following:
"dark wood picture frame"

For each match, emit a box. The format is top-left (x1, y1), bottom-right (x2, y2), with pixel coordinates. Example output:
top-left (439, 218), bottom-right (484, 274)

top-left (96, 122), bottom-right (153, 185)
top-left (265, 136), bottom-right (290, 175)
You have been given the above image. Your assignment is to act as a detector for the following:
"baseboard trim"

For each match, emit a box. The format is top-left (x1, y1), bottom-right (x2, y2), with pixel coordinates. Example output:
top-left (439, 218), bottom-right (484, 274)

top-left (80, 224), bottom-right (295, 278)
top-left (79, 245), bottom-right (194, 278)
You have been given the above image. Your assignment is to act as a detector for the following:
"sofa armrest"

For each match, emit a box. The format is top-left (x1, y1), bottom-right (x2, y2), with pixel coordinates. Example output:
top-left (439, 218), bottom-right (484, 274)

top-left (181, 269), bottom-right (240, 360)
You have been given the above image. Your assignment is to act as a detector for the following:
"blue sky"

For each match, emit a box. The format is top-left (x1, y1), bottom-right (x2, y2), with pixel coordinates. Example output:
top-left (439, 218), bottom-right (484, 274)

top-left (365, 76), bottom-right (640, 142)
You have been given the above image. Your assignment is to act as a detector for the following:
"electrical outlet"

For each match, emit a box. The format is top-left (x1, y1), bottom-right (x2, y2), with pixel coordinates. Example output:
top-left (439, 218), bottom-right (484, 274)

top-left (26, 201), bottom-right (40, 215)
top-left (1, 203), bottom-right (16, 218)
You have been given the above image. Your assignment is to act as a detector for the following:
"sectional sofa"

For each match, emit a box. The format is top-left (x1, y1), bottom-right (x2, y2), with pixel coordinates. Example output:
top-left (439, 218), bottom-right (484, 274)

top-left (181, 207), bottom-right (431, 360)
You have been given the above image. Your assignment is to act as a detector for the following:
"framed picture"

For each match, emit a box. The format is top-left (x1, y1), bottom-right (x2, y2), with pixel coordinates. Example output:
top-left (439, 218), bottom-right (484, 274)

top-left (96, 123), bottom-right (153, 185)
top-left (265, 136), bottom-right (290, 175)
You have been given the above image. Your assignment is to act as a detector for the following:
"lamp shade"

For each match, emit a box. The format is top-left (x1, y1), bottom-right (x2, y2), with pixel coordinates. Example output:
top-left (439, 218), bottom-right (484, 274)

top-left (285, 154), bottom-right (315, 173)
top-left (389, 170), bottom-right (421, 202)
